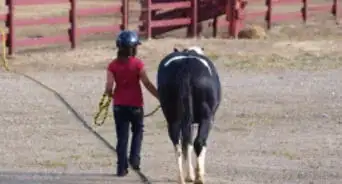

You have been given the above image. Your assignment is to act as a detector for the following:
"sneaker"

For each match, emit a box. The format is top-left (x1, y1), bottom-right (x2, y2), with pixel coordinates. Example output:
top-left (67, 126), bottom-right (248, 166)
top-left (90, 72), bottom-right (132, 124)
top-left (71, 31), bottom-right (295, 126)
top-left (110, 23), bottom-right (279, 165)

top-left (129, 160), bottom-right (140, 171)
top-left (116, 169), bottom-right (128, 177)
top-left (130, 164), bottom-right (140, 171)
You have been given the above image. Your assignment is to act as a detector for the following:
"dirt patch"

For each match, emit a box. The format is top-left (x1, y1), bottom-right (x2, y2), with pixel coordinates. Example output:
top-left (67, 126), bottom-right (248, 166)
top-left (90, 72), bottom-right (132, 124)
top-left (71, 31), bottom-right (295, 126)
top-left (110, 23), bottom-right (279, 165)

top-left (1, 63), bottom-right (341, 183)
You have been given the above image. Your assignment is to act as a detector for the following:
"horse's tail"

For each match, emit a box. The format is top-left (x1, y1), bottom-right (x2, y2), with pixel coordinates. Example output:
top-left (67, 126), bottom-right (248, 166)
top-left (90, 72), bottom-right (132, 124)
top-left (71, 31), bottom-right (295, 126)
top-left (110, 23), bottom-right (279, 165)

top-left (178, 64), bottom-right (193, 141)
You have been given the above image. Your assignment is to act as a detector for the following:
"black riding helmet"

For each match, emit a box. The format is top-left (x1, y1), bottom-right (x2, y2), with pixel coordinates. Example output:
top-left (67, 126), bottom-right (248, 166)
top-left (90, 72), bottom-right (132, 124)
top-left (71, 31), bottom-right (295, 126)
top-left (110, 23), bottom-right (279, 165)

top-left (116, 30), bottom-right (141, 48)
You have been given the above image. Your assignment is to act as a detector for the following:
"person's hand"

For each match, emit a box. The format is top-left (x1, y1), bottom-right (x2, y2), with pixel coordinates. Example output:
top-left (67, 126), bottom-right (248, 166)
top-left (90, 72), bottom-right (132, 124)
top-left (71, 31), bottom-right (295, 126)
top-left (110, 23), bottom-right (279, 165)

top-left (104, 90), bottom-right (113, 97)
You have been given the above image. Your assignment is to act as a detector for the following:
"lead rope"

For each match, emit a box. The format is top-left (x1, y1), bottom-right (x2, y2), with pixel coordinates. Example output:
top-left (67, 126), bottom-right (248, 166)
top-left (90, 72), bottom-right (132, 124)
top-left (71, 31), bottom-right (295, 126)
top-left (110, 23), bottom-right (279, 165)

top-left (93, 94), bottom-right (160, 126)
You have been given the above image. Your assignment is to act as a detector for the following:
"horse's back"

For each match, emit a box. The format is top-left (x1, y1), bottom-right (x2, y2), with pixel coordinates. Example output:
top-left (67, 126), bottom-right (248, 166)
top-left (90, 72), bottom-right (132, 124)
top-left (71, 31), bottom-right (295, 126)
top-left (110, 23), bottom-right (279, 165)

top-left (157, 51), bottom-right (219, 86)
top-left (157, 51), bottom-right (221, 114)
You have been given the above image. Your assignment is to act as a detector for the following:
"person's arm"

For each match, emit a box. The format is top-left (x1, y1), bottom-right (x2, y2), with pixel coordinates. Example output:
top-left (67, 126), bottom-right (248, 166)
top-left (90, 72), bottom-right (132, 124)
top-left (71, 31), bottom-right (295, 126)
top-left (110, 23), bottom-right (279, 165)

top-left (105, 68), bottom-right (115, 97)
top-left (139, 68), bottom-right (159, 100)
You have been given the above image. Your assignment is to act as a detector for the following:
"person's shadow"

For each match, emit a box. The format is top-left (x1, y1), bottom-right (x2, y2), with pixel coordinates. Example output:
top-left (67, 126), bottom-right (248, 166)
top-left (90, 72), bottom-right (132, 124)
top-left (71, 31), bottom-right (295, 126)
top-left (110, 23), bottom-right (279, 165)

top-left (0, 171), bottom-right (139, 184)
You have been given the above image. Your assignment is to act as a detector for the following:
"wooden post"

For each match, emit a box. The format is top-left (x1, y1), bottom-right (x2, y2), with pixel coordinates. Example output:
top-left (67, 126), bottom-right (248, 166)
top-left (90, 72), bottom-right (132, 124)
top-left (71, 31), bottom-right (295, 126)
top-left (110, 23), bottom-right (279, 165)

top-left (6, 0), bottom-right (14, 55)
top-left (228, 0), bottom-right (238, 38)
top-left (146, 0), bottom-right (152, 39)
top-left (121, 0), bottom-right (128, 30)
top-left (266, 0), bottom-right (272, 30)
top-left (190, 0), bottom-right (198, 38)
top-left (70, 0), bottom-right (76, 49)
top-left (333, 0), bottom-right (339, 24)
top-left (213, 17), bottom-right (217, 37)
top-left (301, 0), bottom-right (308, 23)
top-left (225, 0), bottom-right (230, 37)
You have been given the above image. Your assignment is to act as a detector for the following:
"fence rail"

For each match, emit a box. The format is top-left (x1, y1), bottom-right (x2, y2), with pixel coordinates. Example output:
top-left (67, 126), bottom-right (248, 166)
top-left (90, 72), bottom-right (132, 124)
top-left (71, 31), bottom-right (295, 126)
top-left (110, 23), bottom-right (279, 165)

top-left (211, 0), bottom-right (339, 37)
top-left (3, 0), bottom-right (128, 55)
top-left (13, 0), bottom-right (69, 6)
top-left (0, 0), bottom-right (340, 55)
top-left (140, 0), bottom-right (198, 38)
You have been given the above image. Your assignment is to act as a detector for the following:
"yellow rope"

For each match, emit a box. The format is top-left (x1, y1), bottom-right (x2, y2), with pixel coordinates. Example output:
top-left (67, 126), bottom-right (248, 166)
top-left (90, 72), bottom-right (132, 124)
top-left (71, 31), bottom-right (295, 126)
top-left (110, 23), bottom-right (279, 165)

top-left (93, 92), bottom-right (161, 126)
top-left (143, 104), bottom-right (160, 117)
top-left (93, 93), bottom-right (112, 126)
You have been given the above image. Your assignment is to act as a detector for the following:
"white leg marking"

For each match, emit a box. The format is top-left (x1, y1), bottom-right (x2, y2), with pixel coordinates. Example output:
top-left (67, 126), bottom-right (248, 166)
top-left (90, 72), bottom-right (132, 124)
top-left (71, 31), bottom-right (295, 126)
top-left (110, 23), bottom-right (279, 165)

top-left (195, 147), bottom-right (207, 184)
top-left (175, 144), bottom-right (185, 184)
top-left (184, 145), bottom-right (195, 182)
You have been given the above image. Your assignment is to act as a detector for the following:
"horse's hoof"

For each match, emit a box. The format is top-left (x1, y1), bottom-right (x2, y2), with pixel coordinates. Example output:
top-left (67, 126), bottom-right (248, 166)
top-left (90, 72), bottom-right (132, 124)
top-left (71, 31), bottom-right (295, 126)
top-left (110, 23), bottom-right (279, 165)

top-left (185, 176), bottom-right (194, 182)
top-left (194, 179), bottom-right (204, 184)
top-left (178, 178), bottom-right (186, 184)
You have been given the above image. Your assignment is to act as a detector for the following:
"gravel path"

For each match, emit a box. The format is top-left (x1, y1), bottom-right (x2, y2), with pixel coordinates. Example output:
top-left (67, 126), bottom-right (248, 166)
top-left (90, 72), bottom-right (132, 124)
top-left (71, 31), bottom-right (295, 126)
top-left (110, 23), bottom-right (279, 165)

top-left (1, 67), bottom-right (341, 183)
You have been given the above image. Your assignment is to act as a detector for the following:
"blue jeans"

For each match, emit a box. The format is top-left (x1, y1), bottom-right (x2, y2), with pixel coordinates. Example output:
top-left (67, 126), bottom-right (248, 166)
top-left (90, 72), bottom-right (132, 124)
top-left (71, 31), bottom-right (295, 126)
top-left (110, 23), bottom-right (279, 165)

top-left (113, 105), bottom-right (144, 174)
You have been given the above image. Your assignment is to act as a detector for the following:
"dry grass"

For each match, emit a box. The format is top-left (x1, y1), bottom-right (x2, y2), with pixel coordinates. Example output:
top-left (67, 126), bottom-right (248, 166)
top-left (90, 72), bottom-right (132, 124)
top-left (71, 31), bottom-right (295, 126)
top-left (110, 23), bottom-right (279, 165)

top-left (238, 25), bottom-right (267, 39)
top-left (221, 51), bottom-right (342, 71)
top-left (35, 160), bottom-right (68, 169)
top-left (5, 38), bottom-right (342, 73)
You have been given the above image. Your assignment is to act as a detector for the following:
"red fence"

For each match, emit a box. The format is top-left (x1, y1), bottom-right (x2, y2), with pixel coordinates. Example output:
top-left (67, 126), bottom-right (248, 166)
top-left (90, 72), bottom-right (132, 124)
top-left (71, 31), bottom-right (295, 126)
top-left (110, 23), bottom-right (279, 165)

top-left (139, 0), bottom-right (231, 38)
top-left (0, 0), bottom-right (340, 55)
top-left (214, 0), bottom-right (340, 37)
top-left (3, 0), bottom-right (128, 55)
top-left (140, 0), bottom-right (198, 38)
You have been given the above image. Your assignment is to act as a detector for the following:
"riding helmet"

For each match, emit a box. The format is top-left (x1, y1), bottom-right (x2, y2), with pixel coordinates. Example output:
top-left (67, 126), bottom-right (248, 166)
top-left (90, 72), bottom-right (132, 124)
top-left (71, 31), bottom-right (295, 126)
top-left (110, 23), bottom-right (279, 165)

top-left (116, 30), bottom-right (141, 48)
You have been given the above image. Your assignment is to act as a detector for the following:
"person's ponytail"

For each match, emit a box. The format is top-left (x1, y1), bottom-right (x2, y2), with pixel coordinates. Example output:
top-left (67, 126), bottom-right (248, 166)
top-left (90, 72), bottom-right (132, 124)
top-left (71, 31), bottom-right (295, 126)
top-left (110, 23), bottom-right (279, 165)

top-left (117, 46), bottom-right (136, 58)
top-left (132, 47), bottom-right (137, 57)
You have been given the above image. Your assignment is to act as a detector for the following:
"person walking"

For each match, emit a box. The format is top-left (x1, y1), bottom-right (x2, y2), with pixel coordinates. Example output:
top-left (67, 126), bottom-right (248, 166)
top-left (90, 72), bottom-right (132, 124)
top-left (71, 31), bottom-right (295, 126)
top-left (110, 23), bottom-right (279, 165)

top-left (104, 30), bottom-right (159, 176)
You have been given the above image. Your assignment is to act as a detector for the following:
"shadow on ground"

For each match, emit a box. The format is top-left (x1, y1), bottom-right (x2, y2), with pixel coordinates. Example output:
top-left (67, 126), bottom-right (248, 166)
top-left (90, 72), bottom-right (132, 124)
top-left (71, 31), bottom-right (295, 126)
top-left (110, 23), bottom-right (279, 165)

top-left (0, 171), bottom-right (178, 184)
top-left (0, 171), bottom-right (135, 184)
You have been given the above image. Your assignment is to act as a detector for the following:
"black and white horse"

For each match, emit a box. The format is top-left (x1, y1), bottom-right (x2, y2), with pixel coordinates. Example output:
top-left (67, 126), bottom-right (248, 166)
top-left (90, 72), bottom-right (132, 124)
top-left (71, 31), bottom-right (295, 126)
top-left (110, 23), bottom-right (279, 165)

top-left (157, 46), bottom-right (221, 184)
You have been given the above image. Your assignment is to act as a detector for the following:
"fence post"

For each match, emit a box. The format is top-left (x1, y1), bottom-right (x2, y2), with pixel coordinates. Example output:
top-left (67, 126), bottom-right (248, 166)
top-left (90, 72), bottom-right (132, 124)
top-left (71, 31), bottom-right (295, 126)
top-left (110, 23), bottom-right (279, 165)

top-left (70, 0), bottom-right (76, 49)
top-left (225, 0), bottom-right (230, 37)
top-left (190, 0), bottom-right (198, 38)
top-left (332, 0), bottom-right (339, 24)
top-left (266, 0), bottom-right (272, 29)
top-left (6, 0), bottom-right (14, 55)
top-left (301, 0), bottom-right (307, 23)
top-left (212, 17), bottom-right (217, 37)
top-left (121, 0), bottom-right (128, 30)
top-left (146, 0), bottom-right (152, 39)
top-left (228, 0), bottom-right (238, 38)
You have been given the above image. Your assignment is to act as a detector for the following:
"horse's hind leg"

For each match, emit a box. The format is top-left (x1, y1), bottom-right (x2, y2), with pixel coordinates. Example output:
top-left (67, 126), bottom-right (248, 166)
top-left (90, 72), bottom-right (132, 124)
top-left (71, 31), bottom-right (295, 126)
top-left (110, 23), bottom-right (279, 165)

top-left (181, 123), bottom-right (195, 182)
top-left (168, 122), bottom-right (186, 184)
top-left (193, 117), bottom-right (212, 184)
